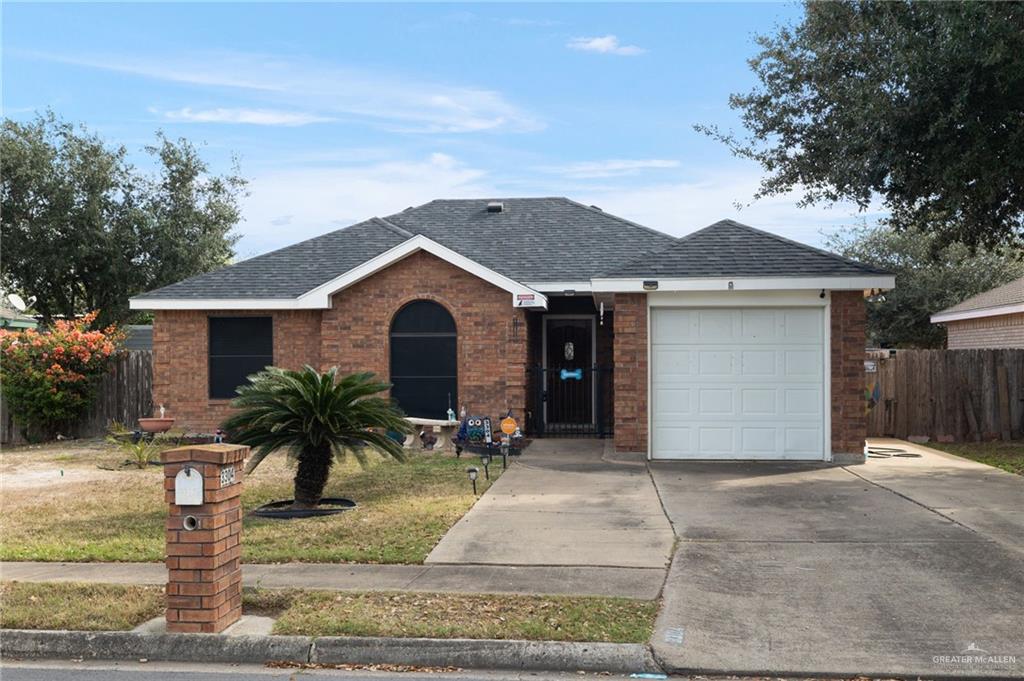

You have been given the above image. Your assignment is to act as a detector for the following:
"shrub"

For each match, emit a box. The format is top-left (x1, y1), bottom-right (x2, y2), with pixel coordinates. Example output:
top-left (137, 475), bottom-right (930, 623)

top-left (0, 311), bottom-right (124, 439)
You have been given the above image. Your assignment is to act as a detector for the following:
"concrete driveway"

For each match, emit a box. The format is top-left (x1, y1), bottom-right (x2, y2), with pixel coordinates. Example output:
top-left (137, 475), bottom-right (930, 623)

top-left (649, 441), bottom-right (1024, 678)
top-left (426, 439), bottom-right (675, 570)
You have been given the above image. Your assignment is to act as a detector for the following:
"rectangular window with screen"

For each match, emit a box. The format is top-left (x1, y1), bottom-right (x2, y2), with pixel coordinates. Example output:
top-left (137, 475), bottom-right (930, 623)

top-left (208, 317), bottom-right (273, 399)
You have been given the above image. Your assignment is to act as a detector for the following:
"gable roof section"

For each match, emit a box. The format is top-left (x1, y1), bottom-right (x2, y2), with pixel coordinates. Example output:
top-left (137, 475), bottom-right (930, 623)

top-left (132, 233), bottom-right (548, 310)
top-left (931, 276), bottom-right (1024, 323)
top-left (383, 197), bottom-right (678, 284)
top-left (136, 217), bottom-right (409, 300)
top-left (603, 219), bottom-right (889, 278)
top-left (131, 203), bottom-right (895, 310)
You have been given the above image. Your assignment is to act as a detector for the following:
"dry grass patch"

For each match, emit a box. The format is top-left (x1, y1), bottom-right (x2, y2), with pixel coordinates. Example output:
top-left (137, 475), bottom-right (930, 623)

top-left (0, 440), bottom-right (500, 564)
top-left (258, 590), bottom-right (655, 643)
top-left (0, 583), bottom-right (656, 643)
top-left (0, 582), bottom-right (163, 631)
top-left (926, 440), bottom-right (1024, 475)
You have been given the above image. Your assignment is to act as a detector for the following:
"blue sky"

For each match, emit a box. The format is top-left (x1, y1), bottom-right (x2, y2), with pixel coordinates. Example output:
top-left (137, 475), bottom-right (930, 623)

top-left (3, 2), bottom-right (876, 259)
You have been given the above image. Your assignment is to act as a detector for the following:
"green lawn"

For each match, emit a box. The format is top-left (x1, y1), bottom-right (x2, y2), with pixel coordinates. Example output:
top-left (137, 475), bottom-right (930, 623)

top-left (0, 441), bottom-right (499, 564)
top-left (925, 440), bottom-right (1024, 475)
top-left (0, 582), bottom-right (657, 643)
top-left (0, 582), bottom-right (164, 631)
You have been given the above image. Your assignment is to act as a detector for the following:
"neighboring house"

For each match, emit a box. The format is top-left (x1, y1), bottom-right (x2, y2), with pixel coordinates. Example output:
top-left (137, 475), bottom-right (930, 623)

top-left (931, 276), bottom-right (1024, 349)
top-left (0, 301), bottom-right (38, 330)
top-left (124, 324), bottom-right (154, 351)
top-left (130, 198), bottom-right (894, 462)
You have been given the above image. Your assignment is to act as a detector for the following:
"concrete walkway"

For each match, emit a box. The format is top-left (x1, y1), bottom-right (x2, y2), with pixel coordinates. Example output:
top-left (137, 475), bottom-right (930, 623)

top-left (426, 439), bottom-right (675, 569)
top-left (0, 561), bottom-right (662, 600)
top-left (648, 440), bottom-right (1024, 678)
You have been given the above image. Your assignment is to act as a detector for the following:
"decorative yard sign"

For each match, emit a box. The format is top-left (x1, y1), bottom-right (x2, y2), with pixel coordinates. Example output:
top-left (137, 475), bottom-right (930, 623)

top-left (500, 416), bottom-right (518, 435)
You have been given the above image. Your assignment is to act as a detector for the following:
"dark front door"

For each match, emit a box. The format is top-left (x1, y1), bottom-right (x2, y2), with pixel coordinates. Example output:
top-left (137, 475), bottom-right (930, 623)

top-left (545, 317), bottom-right (594, 425)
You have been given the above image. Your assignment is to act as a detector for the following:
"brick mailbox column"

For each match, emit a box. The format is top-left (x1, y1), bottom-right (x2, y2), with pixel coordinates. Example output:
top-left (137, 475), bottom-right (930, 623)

top-left (161, 444), bottom-right (248, 633)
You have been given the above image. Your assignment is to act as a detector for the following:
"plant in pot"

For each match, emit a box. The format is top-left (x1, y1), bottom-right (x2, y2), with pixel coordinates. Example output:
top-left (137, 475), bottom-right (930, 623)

top-left (222, 366), bottom-right (410, 515)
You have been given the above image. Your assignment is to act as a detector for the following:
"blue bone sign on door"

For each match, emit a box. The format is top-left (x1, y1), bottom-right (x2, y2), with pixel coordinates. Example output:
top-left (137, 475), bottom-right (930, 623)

top-left (560, 368), bottom-right (583, 381)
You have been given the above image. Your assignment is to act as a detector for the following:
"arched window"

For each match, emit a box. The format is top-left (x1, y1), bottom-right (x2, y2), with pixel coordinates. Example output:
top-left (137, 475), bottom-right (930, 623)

top-left (389, 301), bottom-right (457, 419)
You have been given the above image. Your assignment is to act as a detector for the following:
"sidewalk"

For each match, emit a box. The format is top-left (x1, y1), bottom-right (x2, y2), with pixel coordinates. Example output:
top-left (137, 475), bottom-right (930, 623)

top-left (0, 561), bottom-right (663, 600)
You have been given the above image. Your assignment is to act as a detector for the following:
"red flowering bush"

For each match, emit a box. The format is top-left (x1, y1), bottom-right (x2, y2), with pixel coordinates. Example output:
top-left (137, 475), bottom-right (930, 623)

top-left (0, 311), bottom-right (124, 439)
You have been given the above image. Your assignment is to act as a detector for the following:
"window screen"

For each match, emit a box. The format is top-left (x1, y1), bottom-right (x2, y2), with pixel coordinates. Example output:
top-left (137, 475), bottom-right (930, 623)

top-left (209, 317), bottom-right (273, 399)
top-left (389, 301), bottom-right (457, 419)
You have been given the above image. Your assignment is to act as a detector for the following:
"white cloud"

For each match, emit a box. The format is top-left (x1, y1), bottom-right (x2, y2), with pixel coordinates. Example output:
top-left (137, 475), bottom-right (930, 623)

top-left (238, 153), bottom-right (495, 257)
top-left (577, 171), bottom-right (885, 248)
top-left (159, 107), bottom-right (333, 126)
top-left (22, 50), bottom-right (542, 134)
top-left (541, 159), bottom-right (680, 179)
top-left (567, 35), bottom-right (646, 56)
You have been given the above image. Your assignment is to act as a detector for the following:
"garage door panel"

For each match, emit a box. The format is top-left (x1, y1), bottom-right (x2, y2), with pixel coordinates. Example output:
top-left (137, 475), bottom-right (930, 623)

top-left (697, 388), bottom-right (733, 415)
top-left (653, 348), bottom-right (692, 378)
top-left (740, 350), bottom-right (777, 376)
top-left (784, 309), bottom-right (822, 340)
top-left (652, 426), bottom-right (694, 459)
top-left (698, 350), bottom-right (734, 376)
top-left (652, 310), bottom-right (695, 342)
top-left (651, 307), bottom-right (826, 461)
top-left (653, 388), bottom-right (692, 417)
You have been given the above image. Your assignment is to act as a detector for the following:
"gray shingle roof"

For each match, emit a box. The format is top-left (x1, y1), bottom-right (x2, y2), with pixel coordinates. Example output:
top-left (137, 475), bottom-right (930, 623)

top-left (134, 203), bottom-right (885, 301)
top-left (604, 219), bottom-right (888, 278)
top-left (135, 198), bottom-right (677, 299)
top-left (936, 276), bottom-right (1024, 315)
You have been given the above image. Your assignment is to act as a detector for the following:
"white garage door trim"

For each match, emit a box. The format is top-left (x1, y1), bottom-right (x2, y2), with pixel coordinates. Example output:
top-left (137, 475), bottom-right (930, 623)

top-left (647, 291), bottom-right (831, 462)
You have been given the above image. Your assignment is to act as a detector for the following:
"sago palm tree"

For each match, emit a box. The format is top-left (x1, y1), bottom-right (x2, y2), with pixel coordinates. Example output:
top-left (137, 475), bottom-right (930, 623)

top-left (223, 366), bottom-right (410, 509)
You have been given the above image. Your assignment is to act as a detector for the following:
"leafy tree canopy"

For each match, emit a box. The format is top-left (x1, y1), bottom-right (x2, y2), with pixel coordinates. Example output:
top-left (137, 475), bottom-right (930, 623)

top-left (1, 111), bottom-right (246, 325)
top-left (827, 223), bottom-right (1024, 348)
top-left (701, 1), bottom-right (1024, 249)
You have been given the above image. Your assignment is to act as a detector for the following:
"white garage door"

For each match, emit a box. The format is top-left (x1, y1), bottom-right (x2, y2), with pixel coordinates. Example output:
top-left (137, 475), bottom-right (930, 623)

top-left (650, 307), bottom-right (826, 460)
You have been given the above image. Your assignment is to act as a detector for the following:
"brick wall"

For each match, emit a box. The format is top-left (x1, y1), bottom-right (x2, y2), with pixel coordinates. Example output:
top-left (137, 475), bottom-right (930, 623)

top-left (612, 293), bottom-right (647, 452)
top-left (153, 310), bottom-right (322, 432)
top-left (321, 251), bottom-right (528, 420)
top-left (945, 313), bottom-right (1024, 349)
top-left (830, 290), bottom-right (867, 456)
top-left (153, 252), bottom-right (528, 432)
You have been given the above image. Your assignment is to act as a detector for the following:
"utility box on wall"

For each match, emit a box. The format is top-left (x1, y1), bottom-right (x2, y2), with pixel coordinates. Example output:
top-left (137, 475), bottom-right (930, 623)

top-left (161, 444), bottom-right (248, 633)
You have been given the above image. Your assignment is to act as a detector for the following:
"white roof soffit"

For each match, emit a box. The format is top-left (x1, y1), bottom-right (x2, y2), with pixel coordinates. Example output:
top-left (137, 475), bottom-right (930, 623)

top-left (589, 275), bottom-right (896, 293)
top-left (931, 302), bottom-right (1024, 324)
top-left (130, 235), bottom-right (548, 311)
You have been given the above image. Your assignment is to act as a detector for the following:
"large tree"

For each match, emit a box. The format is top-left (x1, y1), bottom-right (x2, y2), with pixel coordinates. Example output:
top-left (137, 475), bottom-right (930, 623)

top-left (1, 111), bottom-right (245, 325)
top-left (701, 1), bottom-right (1024, 249)
top-left (827, 223), bottom-right (1024, 348)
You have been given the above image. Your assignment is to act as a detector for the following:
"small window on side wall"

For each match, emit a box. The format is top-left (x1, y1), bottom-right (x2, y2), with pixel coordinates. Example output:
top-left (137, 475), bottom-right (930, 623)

top-left (209, 317), bottom-right (273, 399)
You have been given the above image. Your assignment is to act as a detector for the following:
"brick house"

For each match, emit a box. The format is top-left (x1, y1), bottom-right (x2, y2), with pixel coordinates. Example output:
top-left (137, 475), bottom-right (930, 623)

top-left (931, 276), bottom-right (1024, 349)
top-left (130, 198), bottom-right (894, 463)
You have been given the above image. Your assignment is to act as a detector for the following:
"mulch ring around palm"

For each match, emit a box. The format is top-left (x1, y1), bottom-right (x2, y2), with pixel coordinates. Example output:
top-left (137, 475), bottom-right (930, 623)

top-left (250, 497), bottom-right (357, 519)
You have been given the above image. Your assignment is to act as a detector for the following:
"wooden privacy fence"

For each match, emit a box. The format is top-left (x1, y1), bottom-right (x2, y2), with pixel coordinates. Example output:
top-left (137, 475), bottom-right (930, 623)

top-left (1, 350), bottom-right (153, 445)
top-left (866, 349), bottom-right (1024, 442)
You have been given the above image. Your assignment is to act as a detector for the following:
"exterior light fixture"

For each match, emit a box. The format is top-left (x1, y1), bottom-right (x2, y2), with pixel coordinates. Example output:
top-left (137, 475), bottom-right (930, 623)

top-left (480, 454), bottom-right (491, 480)
top-left (467, 467), bottom-right (479, 495)
top-left (642, 280), bottom-right (658, 291)
top-left (564, 289), bottom-right (576, 297)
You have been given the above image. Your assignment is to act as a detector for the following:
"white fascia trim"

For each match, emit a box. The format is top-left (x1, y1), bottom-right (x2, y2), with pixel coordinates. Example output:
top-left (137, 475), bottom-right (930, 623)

top-left (590, 275), bottom-right (895, 293)
top-left (130, 235), bottom-right (548, 311)
top-left (931, 302), bottom-right (1024, 324)
top-left (524, 281), bottom-right (593, 293)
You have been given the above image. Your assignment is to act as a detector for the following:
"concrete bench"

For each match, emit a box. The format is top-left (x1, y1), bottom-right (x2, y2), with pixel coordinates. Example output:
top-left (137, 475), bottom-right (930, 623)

top-left (405, 417), bottom-right (460, 452)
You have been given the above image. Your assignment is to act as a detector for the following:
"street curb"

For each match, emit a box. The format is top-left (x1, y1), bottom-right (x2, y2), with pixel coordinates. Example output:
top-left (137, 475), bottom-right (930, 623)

top-left (0, 629), bottom-right (662, 674)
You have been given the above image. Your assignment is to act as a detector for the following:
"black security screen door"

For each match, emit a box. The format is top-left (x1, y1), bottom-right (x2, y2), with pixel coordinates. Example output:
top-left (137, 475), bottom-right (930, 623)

top-left (209, 317), bottom-right (273, 399)
top-left (390, 301), bottom-right (457, 419)
top-left (545, 317), bottom-right (593, 424)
